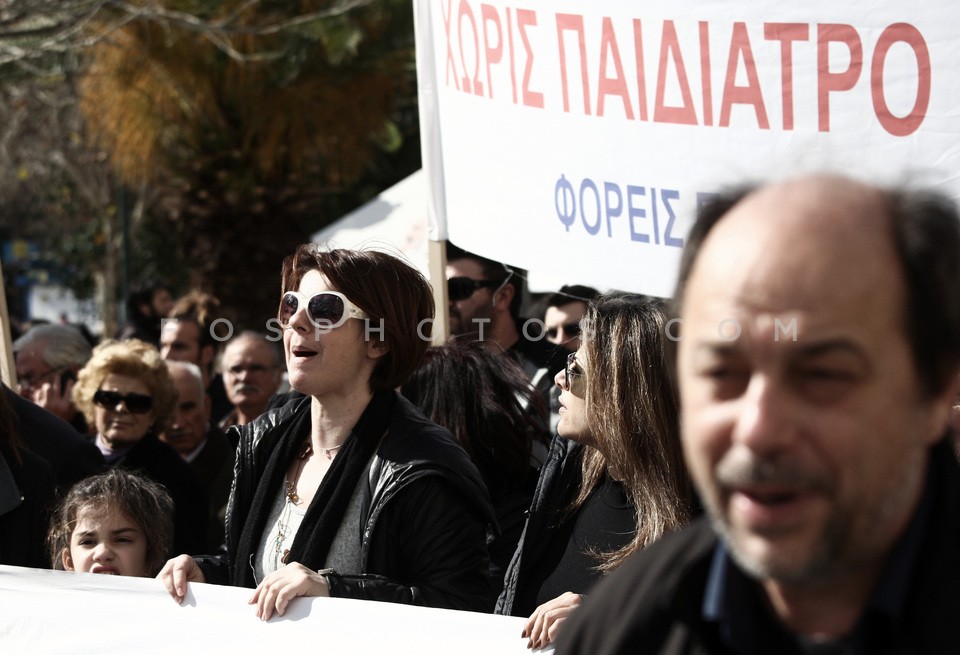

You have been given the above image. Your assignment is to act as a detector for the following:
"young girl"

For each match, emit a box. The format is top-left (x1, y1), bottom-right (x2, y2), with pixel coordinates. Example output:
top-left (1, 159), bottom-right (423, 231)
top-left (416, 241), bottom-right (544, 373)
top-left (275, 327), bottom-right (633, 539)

top-left (48, 468), bottom-right (174, 577)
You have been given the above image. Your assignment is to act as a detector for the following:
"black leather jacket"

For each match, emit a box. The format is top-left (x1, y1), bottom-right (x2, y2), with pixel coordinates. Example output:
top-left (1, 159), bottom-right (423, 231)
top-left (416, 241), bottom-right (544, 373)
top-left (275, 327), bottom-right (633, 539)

top-left (197, 392), bottom-right (496, 611)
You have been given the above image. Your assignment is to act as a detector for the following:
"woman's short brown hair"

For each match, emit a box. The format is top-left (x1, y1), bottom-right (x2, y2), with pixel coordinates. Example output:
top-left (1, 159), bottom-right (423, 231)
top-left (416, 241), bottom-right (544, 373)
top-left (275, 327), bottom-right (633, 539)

top-left (73, 339), bottom-right (178, 435)
top-left (279, 246), bottom-right (435, 391)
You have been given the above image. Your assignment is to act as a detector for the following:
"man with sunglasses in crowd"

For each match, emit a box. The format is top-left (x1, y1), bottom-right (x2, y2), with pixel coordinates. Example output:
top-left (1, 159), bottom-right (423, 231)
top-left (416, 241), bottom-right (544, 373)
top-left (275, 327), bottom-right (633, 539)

top-left (446, 244), bottom-right (562, 453)
top-left (543, 285), bottom-right (599, 354)
top-left (541, 285), bottom-right (599, 434)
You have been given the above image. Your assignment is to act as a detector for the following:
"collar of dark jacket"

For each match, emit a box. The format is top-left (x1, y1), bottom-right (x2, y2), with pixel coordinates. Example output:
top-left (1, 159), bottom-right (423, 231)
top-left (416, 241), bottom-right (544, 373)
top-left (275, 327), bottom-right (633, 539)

top-left (0, 449), bottom-right (22, 517)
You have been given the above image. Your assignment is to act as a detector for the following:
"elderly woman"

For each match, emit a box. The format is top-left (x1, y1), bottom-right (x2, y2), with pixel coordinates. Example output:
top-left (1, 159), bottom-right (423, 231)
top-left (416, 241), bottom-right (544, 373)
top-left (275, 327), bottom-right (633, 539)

top-left (160, 246), bottom-right (495, 617)
top-left (496, 292), bottom-right (693, 648)
top-left (73, 339), bottom-right (208, 555)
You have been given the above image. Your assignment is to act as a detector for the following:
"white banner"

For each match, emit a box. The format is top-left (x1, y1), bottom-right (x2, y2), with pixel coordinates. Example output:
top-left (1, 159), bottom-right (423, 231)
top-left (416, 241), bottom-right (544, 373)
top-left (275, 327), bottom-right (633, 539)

top-left (0, 566), bottom-right (532, 654)
top-left (416, 1), bottom-right (960, 296)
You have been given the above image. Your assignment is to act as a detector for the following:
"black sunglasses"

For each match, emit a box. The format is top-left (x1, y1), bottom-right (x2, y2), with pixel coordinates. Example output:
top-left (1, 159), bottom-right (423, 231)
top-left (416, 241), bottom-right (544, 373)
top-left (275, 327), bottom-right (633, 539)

top-left (546, 322), bottom-right (582, 340)
top-left (564, 352), bottom-right (586, 396)
top-left (278, 290), bottom-right (368, 330)
top-left (447, 276), bottom-right (500, 302)
top-left (93, 389), bottom-right (154, 414)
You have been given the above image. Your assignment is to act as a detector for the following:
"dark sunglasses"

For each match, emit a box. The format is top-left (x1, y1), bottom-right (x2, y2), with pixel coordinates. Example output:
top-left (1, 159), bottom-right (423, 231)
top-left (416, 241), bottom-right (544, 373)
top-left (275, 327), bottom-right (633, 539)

top-left (93, 389), bottom-right (154, 414)
top-left (447, 276), bottom-right (500, 302)
top-left (546, 322), bottom-right (582, 340)
top-left (279, 290), bottom-right (368, 330)
top-left (564, 352), bottom-right (586, 396)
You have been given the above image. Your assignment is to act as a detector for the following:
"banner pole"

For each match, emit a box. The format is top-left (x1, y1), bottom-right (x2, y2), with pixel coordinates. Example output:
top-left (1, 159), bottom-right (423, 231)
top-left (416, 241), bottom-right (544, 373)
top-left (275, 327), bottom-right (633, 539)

top-left (428, 240), bottom-right (449, 345)
top-left (0, 257), bottom-right (17, 387)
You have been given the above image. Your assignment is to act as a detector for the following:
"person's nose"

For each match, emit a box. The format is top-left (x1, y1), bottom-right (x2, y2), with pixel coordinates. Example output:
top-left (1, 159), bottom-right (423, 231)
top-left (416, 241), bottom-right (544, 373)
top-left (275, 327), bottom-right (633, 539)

top-left (554, 367), bottom-right (567, 391)
top-left (287, 302), bottom-right (313, 333)
top-left (93, 541), bottom-right (114, 563)
top-left (114, 399), bottom-right (132, 414)
top-left (730, 374), bottom-right (796, 456)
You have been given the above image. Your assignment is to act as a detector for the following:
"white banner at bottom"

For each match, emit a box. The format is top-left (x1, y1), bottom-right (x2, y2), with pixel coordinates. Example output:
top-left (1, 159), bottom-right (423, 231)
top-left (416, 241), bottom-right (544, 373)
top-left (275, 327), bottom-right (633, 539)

top-left (0, 566), bottom-right (542, 654)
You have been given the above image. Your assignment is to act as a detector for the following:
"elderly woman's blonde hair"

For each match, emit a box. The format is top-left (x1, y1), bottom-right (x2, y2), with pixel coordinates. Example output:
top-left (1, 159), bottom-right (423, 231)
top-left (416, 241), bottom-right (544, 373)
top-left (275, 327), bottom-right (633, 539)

top-left (73, 339), bottom-right (178, 435)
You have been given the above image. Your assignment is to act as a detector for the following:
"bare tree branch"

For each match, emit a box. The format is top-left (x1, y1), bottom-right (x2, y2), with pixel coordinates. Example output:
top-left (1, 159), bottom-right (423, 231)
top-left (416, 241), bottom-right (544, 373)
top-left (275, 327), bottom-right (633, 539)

top-left (0, 0), bottom-right (382, 66)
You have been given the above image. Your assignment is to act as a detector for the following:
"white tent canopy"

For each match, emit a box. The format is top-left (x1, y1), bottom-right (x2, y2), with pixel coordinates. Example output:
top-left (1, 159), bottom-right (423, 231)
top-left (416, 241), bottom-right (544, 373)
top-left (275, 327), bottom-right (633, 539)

top-left (311, 170), bottom-right (430, 280)
top-left (311, 170), bottom-right (578, 293)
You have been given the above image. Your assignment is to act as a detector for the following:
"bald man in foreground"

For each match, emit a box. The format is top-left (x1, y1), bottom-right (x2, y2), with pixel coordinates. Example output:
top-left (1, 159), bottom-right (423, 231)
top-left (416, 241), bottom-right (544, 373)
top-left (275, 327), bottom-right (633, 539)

top-left (557, 175), bottom-right (960, 654)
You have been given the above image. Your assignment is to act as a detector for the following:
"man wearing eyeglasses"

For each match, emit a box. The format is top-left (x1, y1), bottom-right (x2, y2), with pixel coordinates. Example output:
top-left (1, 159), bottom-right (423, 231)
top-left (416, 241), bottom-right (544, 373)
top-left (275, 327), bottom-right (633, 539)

top-left (9, 323), bottom-right (104, 493)
top-left (14, 323), bottom-right (92, 433)
top-left (218, 331), bottom-right (284, 430)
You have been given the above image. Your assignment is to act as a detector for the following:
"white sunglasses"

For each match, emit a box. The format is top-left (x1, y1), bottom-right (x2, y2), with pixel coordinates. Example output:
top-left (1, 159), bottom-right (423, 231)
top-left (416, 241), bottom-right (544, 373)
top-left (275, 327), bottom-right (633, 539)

top-left (278, 290), bottom-right (368, 330)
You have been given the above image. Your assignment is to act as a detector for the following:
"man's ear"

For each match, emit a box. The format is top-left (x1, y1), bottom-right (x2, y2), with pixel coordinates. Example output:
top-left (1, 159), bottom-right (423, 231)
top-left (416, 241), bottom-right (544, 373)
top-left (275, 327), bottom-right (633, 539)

top-left (62, 548), bottom-right (75, 571)
top-left (926, 368), bottom-right (960, 446)
top-left (493, 282), bottom-right (515, 313)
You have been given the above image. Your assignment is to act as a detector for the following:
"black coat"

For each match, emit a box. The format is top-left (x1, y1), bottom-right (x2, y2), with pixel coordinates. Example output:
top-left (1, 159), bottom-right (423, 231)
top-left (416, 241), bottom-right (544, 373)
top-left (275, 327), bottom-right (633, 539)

top-left (188, 426), bottom-right (235, 551)
top-left (496, 435), bottom-right (584, 616)
top-left (4, 386), bottom-right (104, 493)
top-left (110, 433), bottom-right (209, 556)
top-left (0, 442), bottom-right (56, 568)
top-left (197, 392), bottom-right (497, 611)
top-left (556, 439), bottom-right (960, 655)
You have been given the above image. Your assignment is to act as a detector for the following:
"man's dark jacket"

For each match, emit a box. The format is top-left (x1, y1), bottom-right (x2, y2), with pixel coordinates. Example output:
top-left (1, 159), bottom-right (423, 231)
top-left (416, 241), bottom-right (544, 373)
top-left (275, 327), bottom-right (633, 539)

top-left (196, 393), bottom-right (497, 611)
top-left (188, 426), bottom-right (235, 550)
top-left (557, 439), bottom-right (960, 654)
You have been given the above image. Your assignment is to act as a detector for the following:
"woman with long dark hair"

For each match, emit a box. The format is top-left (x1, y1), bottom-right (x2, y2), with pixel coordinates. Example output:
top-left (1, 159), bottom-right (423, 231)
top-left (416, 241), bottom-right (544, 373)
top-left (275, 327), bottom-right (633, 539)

top-left (497, 292), bottom-right (693, 648)
top-left (401, 340), bottom-right (547, 599)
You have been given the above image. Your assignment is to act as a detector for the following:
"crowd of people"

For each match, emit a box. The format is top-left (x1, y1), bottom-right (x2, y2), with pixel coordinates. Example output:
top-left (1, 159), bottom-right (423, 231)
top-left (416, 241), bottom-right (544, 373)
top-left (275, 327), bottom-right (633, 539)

top-left (2, 172), bottom-right (960, 652)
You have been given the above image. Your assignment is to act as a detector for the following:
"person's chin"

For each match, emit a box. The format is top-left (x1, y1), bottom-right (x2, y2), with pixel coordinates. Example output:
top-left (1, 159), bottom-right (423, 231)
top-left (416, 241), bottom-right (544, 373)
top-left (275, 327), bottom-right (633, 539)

top-left (165, 437), bottom-right (190, 453)
top-left (557, 425), bottom-right (590, 444)
top-left (105, 431), bottom-right (141, 447)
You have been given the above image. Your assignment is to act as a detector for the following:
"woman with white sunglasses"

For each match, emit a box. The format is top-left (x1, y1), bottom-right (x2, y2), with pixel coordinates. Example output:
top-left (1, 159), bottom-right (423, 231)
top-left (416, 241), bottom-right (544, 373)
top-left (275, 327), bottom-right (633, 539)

top-left (160, 246), bottom-right (495, 618)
